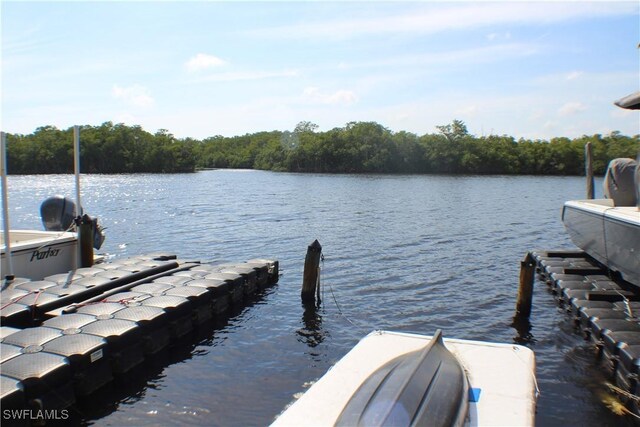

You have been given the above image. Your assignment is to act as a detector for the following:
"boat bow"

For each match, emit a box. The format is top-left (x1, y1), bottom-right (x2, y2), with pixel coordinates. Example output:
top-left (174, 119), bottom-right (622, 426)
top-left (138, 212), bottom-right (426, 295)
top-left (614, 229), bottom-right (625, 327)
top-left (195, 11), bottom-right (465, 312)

top-left (336, 329), bottom-right (469, 427)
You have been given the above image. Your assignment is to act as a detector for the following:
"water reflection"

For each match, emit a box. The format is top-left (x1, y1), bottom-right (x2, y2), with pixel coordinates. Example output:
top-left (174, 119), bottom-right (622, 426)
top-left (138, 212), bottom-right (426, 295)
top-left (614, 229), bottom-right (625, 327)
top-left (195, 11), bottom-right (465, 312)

top-left (511, 316), bottom-right (535, 345)
top-left (296, 302), bottom-right (326, 348)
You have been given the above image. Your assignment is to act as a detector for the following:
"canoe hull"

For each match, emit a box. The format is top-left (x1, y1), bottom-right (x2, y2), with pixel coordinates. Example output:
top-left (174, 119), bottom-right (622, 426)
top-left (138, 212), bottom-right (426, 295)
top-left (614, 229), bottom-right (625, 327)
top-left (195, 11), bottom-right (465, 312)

top-left (273, 330), bottom-right (537, 427)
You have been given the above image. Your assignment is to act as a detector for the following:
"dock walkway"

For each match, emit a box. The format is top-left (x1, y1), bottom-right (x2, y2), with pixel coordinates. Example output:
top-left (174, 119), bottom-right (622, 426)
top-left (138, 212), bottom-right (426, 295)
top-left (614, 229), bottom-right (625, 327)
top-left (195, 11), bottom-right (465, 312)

top-left (533, 250), bottom-right (640, 416)
top-left (0, 253), bottom-right (279, 422)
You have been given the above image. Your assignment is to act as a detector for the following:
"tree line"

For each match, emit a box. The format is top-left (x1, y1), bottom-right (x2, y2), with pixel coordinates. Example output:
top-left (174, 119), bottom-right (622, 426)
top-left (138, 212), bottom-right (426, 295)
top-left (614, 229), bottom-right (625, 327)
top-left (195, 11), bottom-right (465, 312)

top-left (5, 123), bottom-right (196, 174)
top-left (4, 120), bottom-right (638, 175)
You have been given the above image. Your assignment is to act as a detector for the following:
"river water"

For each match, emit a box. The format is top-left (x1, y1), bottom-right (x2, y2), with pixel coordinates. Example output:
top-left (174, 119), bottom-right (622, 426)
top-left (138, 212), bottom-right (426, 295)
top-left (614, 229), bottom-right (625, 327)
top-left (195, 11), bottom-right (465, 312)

top-left (4, 170), bottom-right (632, 426)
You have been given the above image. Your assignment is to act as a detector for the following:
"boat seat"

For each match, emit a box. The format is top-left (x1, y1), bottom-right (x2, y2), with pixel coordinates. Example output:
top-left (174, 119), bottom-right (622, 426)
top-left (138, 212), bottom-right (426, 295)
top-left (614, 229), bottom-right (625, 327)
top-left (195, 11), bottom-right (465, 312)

top-left (603, 158), bottom-right (638, 206)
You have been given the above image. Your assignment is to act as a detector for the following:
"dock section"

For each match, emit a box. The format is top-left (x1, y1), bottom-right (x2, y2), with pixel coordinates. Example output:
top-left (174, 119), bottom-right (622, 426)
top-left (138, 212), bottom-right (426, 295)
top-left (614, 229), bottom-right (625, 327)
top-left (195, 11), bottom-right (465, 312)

top-left (0, 253), bottom-right (279, 422)
top-left (531, 249), bottom-right (640, 417)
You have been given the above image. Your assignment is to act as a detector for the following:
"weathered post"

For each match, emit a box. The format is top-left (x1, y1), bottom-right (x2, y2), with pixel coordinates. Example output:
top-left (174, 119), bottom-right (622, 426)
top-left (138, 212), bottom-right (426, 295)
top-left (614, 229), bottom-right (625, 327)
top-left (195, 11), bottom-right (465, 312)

top-left (301, 239), bottom-right (322, 304)
top-left (514, 252), bottom-right (536, 320)
top-left (78, 214), bottom-right (94, 268)
top-left (585, 142), bottom-right (594, 199)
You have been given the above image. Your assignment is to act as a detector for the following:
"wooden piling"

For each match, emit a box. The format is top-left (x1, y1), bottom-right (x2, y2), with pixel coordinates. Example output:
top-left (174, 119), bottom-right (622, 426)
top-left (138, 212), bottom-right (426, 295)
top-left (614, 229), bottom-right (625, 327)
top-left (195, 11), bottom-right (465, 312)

top-left (301, 239), bottom-right (322, 304)
top-left (78, 215), bottom-right (94, 268)
top-left (515, 252), bottom-right (536, 320)
top-left (585, 142), bottom-right (594, 199)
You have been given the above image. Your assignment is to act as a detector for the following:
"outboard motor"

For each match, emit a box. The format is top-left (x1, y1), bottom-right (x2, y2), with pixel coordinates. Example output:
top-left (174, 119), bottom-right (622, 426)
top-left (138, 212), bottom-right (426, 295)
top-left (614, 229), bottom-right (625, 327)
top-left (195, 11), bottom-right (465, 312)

top-left (40, 196), bottom-right (106, 249)
top-left (40, 195), bottom-right (76, 231)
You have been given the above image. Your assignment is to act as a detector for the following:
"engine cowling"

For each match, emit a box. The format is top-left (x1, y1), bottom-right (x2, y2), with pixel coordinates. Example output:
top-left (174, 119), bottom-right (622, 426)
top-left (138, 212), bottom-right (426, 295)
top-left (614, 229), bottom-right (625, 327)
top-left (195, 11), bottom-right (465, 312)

top-left (40, 195), bottom-right (76, 231)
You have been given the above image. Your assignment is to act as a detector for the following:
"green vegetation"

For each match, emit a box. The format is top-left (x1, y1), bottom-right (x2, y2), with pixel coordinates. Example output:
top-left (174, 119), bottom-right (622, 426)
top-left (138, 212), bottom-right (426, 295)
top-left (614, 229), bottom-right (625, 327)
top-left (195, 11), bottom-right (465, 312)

top-left (6, 123), bottom-right (196, 174)
top-left (5, 120), bottom-right (638, 175)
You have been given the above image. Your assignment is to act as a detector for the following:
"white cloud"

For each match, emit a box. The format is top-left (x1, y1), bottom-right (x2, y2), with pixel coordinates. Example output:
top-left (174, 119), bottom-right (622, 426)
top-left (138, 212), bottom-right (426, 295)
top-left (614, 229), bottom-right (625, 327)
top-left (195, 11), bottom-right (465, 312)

top-left (558, 102), bottom-right (587, 116)
top-left (302, 87), bottom-right (358, 105)
top-left (185, 53), bottom-right (227, 72)
top-left (486, 32), bottom-right (511, 41)
top-left (566, 71), bottom-right (583, 81)
top-left (340, 43), bottom-right (540, 71)
top-left (190, 69), bottom-right (299, 83)
top-left (250, 3), bottom-right (636, 40)
top-left (112, 84), bottom-right (154, 107)
top-left (455, 105), bottom-right (478, 115)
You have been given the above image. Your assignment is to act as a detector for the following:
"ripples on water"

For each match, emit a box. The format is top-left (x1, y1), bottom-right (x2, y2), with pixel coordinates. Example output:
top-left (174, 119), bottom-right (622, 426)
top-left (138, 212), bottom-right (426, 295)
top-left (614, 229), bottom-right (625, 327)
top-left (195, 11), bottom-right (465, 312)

top-left (5, 171), bottom-right (631, 426)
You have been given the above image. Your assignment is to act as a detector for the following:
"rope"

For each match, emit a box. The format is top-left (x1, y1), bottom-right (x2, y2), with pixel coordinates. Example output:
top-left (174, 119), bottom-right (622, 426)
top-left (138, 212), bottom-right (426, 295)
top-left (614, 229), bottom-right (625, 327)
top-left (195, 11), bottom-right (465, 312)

top-left (0, 289), bottom-right (45, 322)
top-left (327, 279), bottom-right (361, 329)
top-left (321, 254), bottom-right (325, 307)
top-left (68, 295), bottom-right (141, 310)
top-left (0, 289), bottom-right (42, 310)
top-left (319, 253), bottom-right (377, 333)
top-left (31, 221), bottom-right (77, 254)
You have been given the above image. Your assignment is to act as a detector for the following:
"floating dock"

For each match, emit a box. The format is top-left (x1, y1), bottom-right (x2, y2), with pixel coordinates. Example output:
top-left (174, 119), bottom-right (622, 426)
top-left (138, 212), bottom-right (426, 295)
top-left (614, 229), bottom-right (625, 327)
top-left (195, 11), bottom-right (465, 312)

top-left (531, 249), bottom-right (640, 416)
top-left (0, 253), bottom-right (278, 423)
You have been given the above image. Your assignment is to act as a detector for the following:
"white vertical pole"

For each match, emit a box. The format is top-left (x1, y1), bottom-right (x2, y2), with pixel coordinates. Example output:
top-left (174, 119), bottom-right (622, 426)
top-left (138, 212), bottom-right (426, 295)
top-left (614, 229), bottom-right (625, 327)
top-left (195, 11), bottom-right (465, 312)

top-left (74, 126), bottom-right (82, 269)
top-left (1, 132), bottom-right (14, 278)
top-left (74, 126), bottom-right (82, 216)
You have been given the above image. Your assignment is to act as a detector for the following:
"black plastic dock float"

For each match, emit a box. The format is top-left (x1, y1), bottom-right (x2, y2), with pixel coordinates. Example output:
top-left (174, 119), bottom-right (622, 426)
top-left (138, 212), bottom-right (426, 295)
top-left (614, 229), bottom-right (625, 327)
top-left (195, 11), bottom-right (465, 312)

top-left (532, 249), bottom-right (640, 416)
top-left (0, 255), bottom-right (279, 419)
top-left (0, 375), bottom-right (26, 419)
top-left (1, 351), bottom-right (75, 413)
top-left (0, 254), bottom-right (182, 327)
top-left (112, 305), bottom-right (170, 355)
top-left (42, 333), bottom-right (111, 396)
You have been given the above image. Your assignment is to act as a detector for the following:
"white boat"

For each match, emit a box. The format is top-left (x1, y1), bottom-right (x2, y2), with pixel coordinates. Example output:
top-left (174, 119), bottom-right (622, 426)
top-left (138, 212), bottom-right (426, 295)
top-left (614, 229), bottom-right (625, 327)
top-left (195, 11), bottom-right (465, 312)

top-left (562, 92), bottom-right (640, 288)
top-left (562, 198), bottom-right (639, 287)
top-left (1, 229), bottom-right (79, 281)
top-left (273, 330), bottom-right (537, 427)
top-left (1, 129), bottom-right (104, 283)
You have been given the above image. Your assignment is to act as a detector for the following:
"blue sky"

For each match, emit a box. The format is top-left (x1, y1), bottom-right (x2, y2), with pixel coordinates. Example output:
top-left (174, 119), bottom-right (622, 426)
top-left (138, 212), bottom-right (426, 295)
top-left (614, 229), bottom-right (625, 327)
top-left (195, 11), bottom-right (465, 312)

top-left (2, 1), bottom-right (639, 140)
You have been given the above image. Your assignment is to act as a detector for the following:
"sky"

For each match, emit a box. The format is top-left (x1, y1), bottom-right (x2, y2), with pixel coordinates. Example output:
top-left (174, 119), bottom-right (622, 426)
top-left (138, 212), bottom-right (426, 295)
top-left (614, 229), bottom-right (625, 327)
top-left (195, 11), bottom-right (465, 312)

top-left (1, 1), bottom-right (639, 141)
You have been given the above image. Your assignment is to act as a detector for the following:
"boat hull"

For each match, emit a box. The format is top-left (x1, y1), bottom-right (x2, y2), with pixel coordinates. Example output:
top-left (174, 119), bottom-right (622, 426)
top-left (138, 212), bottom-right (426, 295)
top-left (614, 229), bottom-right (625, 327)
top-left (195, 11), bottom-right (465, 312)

top-left (562, 200), bottom-right (640, 287)
top-left (273, 330), bottom-right (537, 427)
top-left (1, 231), bottom-right (78, 280)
